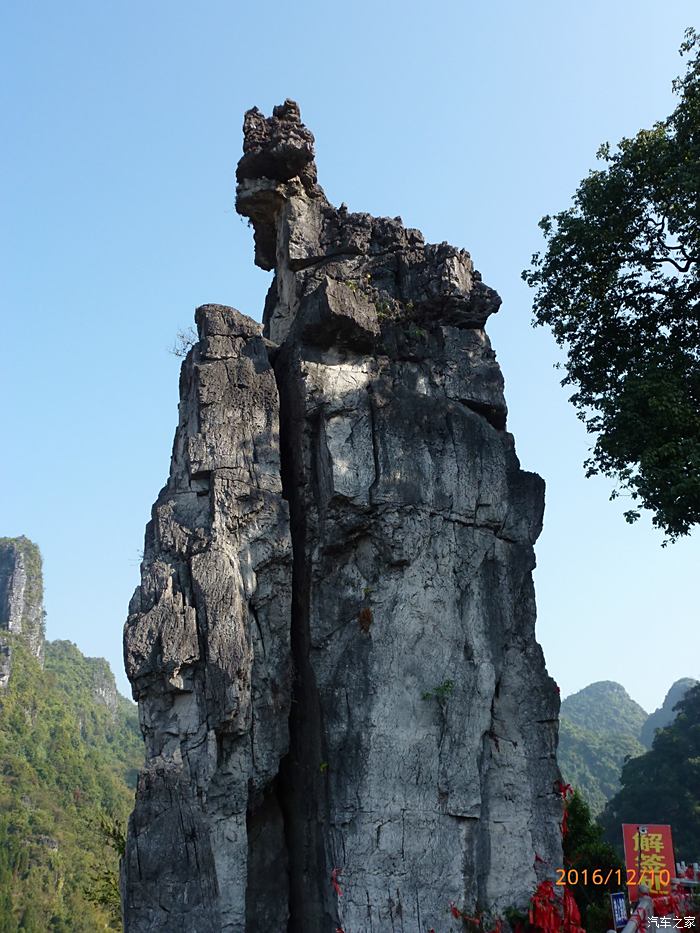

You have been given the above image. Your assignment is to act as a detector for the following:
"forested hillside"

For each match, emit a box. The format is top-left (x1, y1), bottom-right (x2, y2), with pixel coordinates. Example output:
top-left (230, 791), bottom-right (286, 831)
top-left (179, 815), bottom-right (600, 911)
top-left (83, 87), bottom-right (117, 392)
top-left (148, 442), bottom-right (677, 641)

top-left (0, 638), bottom-right (141, 932)
top-left (640, 677), bottom-right (699, 748)
top-left (558, 719), bottom-right (646, 816)
top-left (558, 681), bottom-right (647, 815)
top-left (600, 683), bottom-right (700, 861)
top-left (558, 678), bottom-right (698, 816)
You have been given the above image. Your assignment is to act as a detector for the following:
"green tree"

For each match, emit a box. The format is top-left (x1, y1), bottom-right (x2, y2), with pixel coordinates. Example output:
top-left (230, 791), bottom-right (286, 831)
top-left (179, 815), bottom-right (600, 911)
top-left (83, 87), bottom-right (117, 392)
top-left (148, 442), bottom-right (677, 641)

top-left (85, 813), bottom-right (126, 926)
top-left (559, 718), bottom-right (646, 817)
top-left (523, 29), bottom-right (700, 541)
top-left (564, 791), bottom-right (625, 933)
top-left (599, 683), bottom-right (700, 861)
top-left (0, 638), bottom-right (141, 931)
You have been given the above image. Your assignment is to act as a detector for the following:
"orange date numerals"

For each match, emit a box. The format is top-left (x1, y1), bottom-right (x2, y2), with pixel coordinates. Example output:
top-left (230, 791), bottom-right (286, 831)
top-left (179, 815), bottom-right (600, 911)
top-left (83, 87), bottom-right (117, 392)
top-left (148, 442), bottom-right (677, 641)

top-left (555, 869), bottom-right (671, 888)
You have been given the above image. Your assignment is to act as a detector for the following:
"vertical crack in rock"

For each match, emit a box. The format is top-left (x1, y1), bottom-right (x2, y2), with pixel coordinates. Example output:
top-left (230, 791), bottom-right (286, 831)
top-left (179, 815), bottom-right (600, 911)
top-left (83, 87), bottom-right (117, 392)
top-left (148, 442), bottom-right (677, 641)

top-left (274, 343), bottom-right (334, 932)
top-left (123, 100), bottom-right (563, 932)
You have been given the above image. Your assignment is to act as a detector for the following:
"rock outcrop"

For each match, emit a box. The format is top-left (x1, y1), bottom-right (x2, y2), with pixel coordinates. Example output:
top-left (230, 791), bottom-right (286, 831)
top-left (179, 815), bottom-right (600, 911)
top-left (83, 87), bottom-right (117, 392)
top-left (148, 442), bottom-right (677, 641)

top-left (0, 536), bottom-right (45, 686)
top-left (122, 101), bottom-right (562, 932)
top-left (86, 654), bottom-right (120, 715)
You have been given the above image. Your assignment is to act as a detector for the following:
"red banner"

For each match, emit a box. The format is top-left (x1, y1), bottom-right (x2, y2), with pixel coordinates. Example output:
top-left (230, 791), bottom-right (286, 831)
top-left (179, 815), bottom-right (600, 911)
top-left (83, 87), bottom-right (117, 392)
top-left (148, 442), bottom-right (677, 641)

top-left (622, 824), bottom-right (675, 901)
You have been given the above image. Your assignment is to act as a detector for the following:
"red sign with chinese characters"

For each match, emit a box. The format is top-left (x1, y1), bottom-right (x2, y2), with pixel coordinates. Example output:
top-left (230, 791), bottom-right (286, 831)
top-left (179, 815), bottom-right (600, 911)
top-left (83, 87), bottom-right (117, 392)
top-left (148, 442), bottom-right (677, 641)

top-left (622, 824), bottom-right (676, 901)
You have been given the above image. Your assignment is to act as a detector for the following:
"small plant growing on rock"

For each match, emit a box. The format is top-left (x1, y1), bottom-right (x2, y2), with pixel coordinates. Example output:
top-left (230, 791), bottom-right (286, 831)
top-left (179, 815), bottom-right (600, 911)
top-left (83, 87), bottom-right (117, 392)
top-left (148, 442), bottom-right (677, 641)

top-left (170, 326), bottom-right (198, 358)
top-left (375, 299), bottom-right (392, 320)
top-left (421, 679), bottom-right (455, 703)
top-left (406, 322), bottom-right (428, 342)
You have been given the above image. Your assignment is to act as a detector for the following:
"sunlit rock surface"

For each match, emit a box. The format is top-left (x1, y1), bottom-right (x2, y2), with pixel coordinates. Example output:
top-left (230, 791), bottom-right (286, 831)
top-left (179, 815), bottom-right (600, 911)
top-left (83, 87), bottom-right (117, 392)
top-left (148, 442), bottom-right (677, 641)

top-left (0, 536), bottom-right (45, 686)
top-left (122, 101), bottom-right (562, 933)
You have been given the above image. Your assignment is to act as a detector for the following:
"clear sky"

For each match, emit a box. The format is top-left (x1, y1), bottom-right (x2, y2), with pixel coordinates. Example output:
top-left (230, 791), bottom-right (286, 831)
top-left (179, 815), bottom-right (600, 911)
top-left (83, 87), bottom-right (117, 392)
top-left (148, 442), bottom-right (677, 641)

top-left (1, 1), bottom-right (697, 712)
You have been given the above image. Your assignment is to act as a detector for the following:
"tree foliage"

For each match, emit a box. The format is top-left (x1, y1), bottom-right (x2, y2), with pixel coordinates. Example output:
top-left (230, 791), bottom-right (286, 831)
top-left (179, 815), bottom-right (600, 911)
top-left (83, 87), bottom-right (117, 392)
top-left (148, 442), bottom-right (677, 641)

top-left (523, 29), bottom-right (700, 541)
top-left (564, 791), bottom-right (625, 933)
top-left (559, 719), bottom-right (645, 817)
top-left (599, 683), bottom-right (700, 861)
top-left (0, 639), bottom-right (141, 931)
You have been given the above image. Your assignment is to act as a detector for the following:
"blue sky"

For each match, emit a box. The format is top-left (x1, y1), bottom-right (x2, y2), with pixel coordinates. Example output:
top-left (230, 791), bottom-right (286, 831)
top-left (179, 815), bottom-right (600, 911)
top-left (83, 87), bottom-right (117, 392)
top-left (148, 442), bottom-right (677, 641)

top-left (1, 1), bottom-right (697, 712)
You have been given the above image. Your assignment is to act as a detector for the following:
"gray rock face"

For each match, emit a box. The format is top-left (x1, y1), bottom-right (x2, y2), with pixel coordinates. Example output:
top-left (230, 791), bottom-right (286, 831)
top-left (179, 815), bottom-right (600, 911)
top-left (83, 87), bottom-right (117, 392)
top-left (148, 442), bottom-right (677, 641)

top-left (0, 643), bottom-right (11, 691)
top-left (0, 537), bottom-right (45, 682)
top-left (123, 101), bottom-right (562, 932)
top-left (86, 655), bottom-right (120, 715)
top-left (122, 307), bottom-right (293, 932)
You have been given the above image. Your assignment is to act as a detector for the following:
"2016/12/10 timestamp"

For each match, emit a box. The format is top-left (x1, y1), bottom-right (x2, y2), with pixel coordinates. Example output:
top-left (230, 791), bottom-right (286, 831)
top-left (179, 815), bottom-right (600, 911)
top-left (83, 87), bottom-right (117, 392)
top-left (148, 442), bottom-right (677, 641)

top-left (555, 868), bottom-right (672, 887)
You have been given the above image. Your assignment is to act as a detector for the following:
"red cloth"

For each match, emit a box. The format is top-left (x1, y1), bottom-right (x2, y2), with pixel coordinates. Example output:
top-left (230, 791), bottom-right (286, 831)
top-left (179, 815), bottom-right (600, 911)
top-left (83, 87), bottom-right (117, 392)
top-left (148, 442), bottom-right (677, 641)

top-left (529, 881), bottom-right (560, 933)
top-left (563, 886), bottom-right (586, 933)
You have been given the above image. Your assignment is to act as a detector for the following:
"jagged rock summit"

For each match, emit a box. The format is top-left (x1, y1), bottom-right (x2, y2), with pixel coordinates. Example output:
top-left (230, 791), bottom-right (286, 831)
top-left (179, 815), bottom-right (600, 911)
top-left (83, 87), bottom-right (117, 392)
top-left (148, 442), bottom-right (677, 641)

top-left (0, 536), bottom-right (45, 688)
top-left (122, 101), bottom-right (563, 932)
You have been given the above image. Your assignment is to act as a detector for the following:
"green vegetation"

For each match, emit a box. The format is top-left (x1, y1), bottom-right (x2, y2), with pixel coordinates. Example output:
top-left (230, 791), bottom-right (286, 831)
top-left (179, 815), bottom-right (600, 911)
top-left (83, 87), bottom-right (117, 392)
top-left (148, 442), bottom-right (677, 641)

top-left (640, 677), bottom-right (698, 748)
top-left (421, 679), bottom-right (455, 703)
top-left (564, 791), bottom-right (625, 933)
top-left (558, 682), bottom-right (647, 815)
top-left (406, 322), bottom-right (428, 342)
top-left (523, 29), bottom-right (700, 541)
top-left (374, 298), bottom-right (394, 320)
top-left (0, 638), bottom-right (142, 931)
top-left (559, 719), bottom-right (646, 816)
top-left (599, 683), bottom-right (700, 861)
top-left (560, 681), bottom-right (647, 738)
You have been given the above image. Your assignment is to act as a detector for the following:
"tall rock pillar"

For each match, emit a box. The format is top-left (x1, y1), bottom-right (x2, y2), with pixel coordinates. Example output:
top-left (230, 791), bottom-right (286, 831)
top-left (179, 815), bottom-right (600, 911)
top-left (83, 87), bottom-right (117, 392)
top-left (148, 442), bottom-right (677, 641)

top-left (123, 101), bottom-right (562, 933)
top-left (0, 536), bottom-right (46, 688)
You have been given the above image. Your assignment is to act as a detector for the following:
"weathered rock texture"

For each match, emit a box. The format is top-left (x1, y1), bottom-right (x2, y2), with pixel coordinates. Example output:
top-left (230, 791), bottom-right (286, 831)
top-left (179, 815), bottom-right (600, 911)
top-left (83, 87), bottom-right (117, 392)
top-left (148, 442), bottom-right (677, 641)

top-left (123, 101), bottom-right (562, 933)
top-left (0, 536), bottom-right (45, 687)
top-left (85, 654), bottom-right (121, 715)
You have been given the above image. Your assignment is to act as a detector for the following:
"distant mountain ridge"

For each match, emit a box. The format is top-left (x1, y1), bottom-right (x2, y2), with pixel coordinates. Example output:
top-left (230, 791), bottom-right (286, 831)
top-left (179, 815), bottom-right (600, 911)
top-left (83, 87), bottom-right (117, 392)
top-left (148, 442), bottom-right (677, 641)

top-left (558, 678), bottom-right (697, 816)
top-left (561, 681), bottom-right (648, 736)
top-left (640, 676), bottom-right (698, 748)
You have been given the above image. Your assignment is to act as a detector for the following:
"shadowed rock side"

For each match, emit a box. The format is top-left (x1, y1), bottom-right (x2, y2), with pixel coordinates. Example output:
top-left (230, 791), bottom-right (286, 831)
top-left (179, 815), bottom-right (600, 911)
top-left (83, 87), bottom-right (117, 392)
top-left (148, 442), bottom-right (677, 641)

top-left (122, 308), bottom-right (293, 931)
top-left (123, 100), bottom-right (562, 932)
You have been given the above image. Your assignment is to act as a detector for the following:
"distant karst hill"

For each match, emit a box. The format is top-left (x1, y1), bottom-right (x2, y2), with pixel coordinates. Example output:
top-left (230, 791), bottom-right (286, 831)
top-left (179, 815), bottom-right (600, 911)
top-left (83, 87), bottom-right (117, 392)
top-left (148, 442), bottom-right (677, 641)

top-left (561, 681), bottom-right (647, 736)
top-left (558, 678), bottom-right (697, 816)
top-left (600, 682), bottom-right (700, 862)
top-left (640, 676), bottom-right (698, 748)
top-left (0, 536), bottom-right (141, 932)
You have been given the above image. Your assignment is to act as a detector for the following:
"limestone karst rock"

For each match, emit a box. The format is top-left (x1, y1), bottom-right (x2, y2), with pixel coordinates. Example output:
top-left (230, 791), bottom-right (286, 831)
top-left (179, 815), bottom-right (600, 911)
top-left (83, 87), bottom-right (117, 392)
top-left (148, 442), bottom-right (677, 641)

top-left (122, 101), bottom-right (563, 933)
top-left (0, 536), bottom-right (45, 687)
